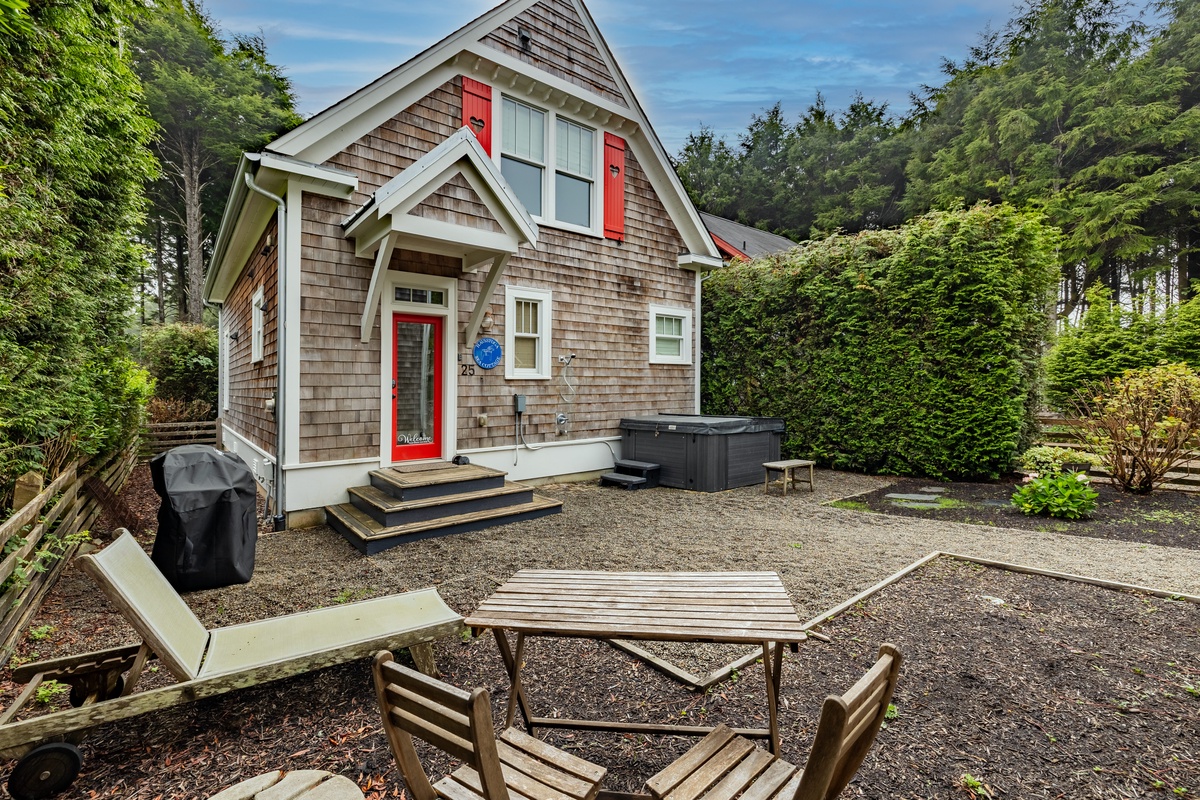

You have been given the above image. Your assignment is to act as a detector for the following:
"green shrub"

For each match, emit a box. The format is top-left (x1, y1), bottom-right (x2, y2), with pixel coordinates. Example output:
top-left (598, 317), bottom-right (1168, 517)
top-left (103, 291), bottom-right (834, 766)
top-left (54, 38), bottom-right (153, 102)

top-left (1019, 445), bottom-right (1101, 474)
top-left (140, 323), bottom-right (218, 408)
top-left (0, 0), bottom-right (156, 509)
top-left (701, 204), bottom-right (1059, 479)
top-left (1011, 471), bottom-right (1099, 519)
top-left (1045, 288), bottom-right (1200, 411)
top-left (1073, 363), bottom-right (1200, 494)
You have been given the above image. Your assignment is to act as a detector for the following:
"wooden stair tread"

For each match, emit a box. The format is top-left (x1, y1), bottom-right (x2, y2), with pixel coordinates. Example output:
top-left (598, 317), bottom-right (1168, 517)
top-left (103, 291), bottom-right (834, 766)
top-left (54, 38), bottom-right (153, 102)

top-left (328, 495), bottom-right (563, 541)
top-left (371, 463), bottom-right (507, 491)
top-left (350, 482), bottom-right (532, 512)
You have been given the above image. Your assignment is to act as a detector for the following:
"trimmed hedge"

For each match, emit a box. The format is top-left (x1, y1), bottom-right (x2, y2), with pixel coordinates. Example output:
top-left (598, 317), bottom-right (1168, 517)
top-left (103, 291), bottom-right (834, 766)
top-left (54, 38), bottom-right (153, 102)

top-left (1044, 288), bottom-right (1200, 411)
top-left (701, 204), bottom-right (1059, 479)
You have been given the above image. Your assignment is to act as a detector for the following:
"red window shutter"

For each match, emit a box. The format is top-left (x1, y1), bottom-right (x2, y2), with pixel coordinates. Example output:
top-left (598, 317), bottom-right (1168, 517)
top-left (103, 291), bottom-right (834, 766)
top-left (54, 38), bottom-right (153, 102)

top-left (462, 77), bottom-right (492, 155)
top-left (603, 133), bottom-right (626, 241)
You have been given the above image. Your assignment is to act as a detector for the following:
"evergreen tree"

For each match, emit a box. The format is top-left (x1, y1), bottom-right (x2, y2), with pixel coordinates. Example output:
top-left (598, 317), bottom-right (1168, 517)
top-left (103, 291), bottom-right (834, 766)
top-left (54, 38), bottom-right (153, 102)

top-left (131, 0), bottom-right (299, 323)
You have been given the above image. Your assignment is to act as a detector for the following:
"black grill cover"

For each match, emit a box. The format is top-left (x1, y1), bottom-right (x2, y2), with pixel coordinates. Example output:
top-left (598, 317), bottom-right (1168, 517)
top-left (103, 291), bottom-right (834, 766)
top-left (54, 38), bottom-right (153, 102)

top-left (150, 445), bottom-right (257, 591)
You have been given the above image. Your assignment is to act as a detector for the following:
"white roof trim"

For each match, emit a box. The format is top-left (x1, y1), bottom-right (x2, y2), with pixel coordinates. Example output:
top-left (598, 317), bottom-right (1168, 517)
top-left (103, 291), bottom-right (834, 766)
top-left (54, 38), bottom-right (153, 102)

top-left (344, 127), bottom-right (538, 250)
top-left (268, 0), bottom-right (540, 160)
top-left (678, 253), bottom-right (724, 272)
top-left (264, 0), bottom-right (718, 261)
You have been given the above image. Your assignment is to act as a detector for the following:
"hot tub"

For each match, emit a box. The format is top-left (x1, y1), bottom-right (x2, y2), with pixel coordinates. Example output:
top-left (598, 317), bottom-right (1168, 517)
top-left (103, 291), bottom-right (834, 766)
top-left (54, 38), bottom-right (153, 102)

top-left (619, 414), bottom-right (785, 492)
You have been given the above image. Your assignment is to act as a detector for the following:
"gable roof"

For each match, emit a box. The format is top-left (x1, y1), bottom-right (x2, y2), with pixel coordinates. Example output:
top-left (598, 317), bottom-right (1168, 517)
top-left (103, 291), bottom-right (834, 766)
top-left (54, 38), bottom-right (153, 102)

top-left (265, 0), bottom-right (719, 261)
top-left (700, 212), bottom-right (798, 261)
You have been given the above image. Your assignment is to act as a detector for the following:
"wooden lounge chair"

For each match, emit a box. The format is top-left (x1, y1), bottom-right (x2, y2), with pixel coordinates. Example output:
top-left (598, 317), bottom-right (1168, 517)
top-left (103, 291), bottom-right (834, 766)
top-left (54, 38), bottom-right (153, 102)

top-left (644, 643), bottom-right (902, 800)
top-left (371, 650), bottom-right (607, 800)
top-left (0, 530), bottom-right (464, 800)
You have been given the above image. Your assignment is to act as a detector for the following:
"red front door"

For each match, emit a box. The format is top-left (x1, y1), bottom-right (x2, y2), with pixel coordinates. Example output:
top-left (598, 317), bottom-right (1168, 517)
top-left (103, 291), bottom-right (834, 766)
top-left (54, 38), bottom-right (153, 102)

top-left (392, 313), bottom-right (442, 461)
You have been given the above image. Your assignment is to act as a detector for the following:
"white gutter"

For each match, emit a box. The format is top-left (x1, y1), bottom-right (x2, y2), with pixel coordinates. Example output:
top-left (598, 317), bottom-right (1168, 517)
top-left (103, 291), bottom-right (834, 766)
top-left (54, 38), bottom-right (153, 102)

top-left (242, 170), bottom-right (288, 531)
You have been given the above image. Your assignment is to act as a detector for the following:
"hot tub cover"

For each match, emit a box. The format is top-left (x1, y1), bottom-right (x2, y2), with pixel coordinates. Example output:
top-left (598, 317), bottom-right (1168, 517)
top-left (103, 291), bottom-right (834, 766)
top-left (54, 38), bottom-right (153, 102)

top-left (150, 445), bottom-right (257, 592)
top-left (619, 414), bottom-right (785, 435)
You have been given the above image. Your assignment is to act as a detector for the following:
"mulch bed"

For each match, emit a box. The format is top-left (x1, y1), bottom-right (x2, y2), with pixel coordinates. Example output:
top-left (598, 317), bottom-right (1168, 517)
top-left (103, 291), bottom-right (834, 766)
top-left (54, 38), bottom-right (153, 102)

top-left (847, 475), bottom-right (1200, 551)
top-left (2, 548), bottom-right (1197, 798)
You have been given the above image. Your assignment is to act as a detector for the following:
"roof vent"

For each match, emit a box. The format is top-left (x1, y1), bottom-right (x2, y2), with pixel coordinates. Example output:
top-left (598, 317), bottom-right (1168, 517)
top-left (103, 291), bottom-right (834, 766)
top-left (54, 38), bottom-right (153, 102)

top-left (518, 26), bottom-right (532, 53)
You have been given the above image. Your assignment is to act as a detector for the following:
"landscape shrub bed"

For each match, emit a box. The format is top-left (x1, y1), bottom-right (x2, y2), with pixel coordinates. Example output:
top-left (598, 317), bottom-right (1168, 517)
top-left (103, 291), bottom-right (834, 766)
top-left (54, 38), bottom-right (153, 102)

top-left (701, 204), bottom-right (1058, 479)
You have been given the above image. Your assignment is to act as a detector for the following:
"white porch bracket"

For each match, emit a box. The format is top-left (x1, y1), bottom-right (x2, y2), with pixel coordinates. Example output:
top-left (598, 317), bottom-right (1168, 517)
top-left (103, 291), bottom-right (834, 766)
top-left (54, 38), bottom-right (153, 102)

top-left (360, 231), bottom-right (399, 342)
top-left (462, 253), bottom-right (510, 346)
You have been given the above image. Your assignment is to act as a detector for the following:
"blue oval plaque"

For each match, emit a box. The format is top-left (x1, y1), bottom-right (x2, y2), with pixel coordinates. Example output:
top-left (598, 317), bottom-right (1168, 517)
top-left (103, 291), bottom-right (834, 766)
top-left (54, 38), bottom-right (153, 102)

top-left (472, 336), bottom-right (502, 370)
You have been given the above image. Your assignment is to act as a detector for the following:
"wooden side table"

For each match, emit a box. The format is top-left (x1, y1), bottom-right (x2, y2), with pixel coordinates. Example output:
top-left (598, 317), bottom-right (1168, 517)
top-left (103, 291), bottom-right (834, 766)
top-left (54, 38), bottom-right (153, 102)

top-left (209, 770), bottom-right (364, 800)
top-left (763, 459), bottom-right (815, 495)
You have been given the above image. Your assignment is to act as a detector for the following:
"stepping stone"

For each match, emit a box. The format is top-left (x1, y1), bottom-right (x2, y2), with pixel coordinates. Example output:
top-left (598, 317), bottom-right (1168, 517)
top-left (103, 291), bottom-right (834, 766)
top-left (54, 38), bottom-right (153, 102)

top-left (918, 486), bottom-right (947, 494)
top-left (885, 493), bottom-right (942, 502)
top-left (892, 501), bottom-right (943, 509)
top-left (980, 499), bottom-right (1011, 507)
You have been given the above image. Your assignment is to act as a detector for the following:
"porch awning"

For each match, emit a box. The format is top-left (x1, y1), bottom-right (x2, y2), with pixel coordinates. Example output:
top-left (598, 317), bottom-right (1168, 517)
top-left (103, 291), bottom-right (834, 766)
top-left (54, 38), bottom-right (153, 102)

top-left (343, 127), bottom-right (539, 342)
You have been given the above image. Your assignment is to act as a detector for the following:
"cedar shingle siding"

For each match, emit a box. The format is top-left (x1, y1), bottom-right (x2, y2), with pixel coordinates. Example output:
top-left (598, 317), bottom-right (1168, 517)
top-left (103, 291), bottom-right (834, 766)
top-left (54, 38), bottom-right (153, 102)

top-left (482, 0), bottom-right (627, 107)
top-left (224, 0), bottom-right (699, 472)
top-left (224, 220), bottom-right (279, 456)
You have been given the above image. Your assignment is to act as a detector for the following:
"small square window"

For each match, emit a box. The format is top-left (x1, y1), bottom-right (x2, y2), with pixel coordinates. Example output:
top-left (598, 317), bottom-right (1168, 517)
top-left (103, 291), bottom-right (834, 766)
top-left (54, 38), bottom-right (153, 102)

top-left (649, 304), bottom-right (691, 365)
top-left (505, 286), bottom-right (553, 380)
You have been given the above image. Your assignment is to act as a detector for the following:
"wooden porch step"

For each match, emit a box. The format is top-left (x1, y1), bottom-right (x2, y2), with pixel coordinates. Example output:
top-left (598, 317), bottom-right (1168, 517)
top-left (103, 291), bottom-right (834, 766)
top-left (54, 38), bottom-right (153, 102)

top-left (326, 494), bottom-right (563, 555)
top-left (349, 481), bottom-right (535, 527)
top-left (369, 463), bottom-right (507, 502)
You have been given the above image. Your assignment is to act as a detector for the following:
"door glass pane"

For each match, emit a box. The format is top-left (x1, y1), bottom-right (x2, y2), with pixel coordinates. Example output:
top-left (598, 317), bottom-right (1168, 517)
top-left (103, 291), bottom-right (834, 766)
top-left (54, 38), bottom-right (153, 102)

top-left (502, 156), bottom-right (542, 216)
top-left (395, 320), bottom-right (437, 445)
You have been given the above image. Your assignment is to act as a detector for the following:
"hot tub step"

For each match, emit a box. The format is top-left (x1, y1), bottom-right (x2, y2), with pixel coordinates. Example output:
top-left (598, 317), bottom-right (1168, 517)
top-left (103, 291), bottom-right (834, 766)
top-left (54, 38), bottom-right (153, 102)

top-left (600, 472), bottom-right (648, 490)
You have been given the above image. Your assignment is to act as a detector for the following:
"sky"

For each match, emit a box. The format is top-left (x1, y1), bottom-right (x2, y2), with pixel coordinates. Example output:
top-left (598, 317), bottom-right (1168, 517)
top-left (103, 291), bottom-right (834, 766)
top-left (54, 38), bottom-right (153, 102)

top-left (203, 0), bottom-right (1021, 154)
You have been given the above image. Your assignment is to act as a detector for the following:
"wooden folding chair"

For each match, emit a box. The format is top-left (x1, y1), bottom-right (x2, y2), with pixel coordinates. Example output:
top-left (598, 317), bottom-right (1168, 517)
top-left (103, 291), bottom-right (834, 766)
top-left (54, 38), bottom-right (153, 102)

top-left (645, 644), bottom-right (902, 800)
top-left (371, 650), bottom-right (607, 800)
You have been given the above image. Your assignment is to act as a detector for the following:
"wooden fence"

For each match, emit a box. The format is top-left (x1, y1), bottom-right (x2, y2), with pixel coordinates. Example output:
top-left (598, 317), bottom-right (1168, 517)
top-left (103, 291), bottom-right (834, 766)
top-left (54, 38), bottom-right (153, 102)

top-left (140, 419), bottom-right (218, 457)
top-left (0, 443), bottom-right (138, 661)
top-left (1036, 412), bottom-right (1198, 488)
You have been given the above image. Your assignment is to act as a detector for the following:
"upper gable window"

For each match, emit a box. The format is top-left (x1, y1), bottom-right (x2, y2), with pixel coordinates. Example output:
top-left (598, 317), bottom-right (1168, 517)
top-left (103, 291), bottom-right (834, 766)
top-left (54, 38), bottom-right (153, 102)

top-left (555, 118), bottom-right (594, 228)
top-left (501, 97), bottom-right (545, 216)
top-left (497, 94), bottom-right (602, 236)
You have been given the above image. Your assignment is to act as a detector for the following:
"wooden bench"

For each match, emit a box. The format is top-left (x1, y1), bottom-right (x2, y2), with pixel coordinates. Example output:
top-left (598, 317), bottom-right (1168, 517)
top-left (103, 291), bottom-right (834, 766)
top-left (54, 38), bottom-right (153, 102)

top-left (763, 459), bottom-right (815, 495)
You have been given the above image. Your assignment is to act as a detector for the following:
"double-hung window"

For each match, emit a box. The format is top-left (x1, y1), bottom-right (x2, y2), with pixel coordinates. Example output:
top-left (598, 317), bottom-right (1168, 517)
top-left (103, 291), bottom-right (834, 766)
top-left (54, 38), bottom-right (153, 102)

top-left (498, 96), bottom-right (598, 231)
top-left (648, 305), bottom-right (692, 365)
top-left (505, 286), bottom-right (553, 379)
top-left (555, 118), bottom-right (594, 227)
top-left (501, 97), bottom-right (545, 216)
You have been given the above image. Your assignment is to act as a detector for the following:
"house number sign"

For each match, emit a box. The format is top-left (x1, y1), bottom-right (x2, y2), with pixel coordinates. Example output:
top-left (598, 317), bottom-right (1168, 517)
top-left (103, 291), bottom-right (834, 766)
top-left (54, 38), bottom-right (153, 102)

top-left (472, 337), bottom-right (502, 370)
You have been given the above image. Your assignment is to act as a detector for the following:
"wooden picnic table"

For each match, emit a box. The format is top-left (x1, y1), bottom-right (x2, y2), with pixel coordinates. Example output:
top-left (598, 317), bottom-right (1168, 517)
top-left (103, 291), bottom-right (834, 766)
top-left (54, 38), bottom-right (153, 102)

top-left (464, 570), bottom-right (808, 755)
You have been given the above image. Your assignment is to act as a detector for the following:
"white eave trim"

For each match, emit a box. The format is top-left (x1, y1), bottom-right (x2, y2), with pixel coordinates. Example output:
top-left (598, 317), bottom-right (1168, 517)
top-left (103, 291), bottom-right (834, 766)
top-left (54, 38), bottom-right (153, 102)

top-left (678, 253), bottom-right (723, 272)
top-left (204, 152), bottom-right (359, 304)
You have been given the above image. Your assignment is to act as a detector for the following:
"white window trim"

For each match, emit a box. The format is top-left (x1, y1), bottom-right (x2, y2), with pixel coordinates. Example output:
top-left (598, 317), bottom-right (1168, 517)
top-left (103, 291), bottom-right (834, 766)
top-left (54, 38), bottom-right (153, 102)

top-left (505, 285), bottom-right (553, 380)
top-left (494, 92), bottom-right (603, 238)
top-left (251, 285), bottom-right (265, 364)
top-left (649, 304), bottom-right (692, 365)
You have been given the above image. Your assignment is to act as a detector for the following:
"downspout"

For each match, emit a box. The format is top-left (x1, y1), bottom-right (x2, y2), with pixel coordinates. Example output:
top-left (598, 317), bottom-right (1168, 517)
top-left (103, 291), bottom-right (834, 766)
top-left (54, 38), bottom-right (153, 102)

top-left (695, 270), bottom-right (714, 413)
top-left (243, 171), bottom-right (288, 531)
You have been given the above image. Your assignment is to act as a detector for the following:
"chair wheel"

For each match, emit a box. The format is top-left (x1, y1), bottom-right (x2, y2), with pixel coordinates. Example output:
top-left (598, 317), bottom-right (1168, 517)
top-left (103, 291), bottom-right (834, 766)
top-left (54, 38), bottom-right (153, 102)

top-left (7, 742), bottom-right (83, 800)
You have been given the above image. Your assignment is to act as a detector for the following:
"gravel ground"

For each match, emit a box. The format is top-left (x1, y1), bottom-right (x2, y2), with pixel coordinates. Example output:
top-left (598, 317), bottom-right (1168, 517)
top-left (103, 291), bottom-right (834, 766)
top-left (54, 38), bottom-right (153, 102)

top-left (176, 468), bottom-right (1200, 635)
top-left (5, 467), bottom-right (1200, 798)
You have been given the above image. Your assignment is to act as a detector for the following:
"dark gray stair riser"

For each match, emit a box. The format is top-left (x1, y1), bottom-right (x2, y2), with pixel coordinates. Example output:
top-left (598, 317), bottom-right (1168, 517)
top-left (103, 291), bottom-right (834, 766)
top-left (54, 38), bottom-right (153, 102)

top-left (600, 473), bottom-right (647, 490)
top-left (612, 460), bottom-right (660, 487)
top-left (328, 504), bottom-right (562, 555)
top-left (368, 473), bottom-right (506, 501)
top-left (350, 487), bottom-right (535, 527)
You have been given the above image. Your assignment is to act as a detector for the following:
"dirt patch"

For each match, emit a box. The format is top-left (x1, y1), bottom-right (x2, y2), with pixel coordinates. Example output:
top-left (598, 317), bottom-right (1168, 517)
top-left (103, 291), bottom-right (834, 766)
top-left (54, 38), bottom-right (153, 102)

top-left (4, 556), bottom-right (1197, 799)
top-left (2, 466), bottom-right (1199, 798)
top-left (845, 476), bottom-right (1200, 551)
